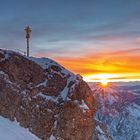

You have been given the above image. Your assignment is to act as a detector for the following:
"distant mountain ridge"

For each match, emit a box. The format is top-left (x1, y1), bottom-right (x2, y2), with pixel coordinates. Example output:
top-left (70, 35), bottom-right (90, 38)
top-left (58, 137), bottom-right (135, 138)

top-left (89, 82), bottom-right (140, 140)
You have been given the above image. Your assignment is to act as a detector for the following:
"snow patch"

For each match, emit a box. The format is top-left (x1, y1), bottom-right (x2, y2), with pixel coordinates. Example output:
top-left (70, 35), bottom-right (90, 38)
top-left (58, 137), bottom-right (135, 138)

top-left (60, 74), bottom-right (76, 101)
top-left (37, 92), bottom-right (58, 102)
top-left (49, 134), bottom-right (56, 140)
top-left (0, 49), bottom-right (13, 62)
top-left (128, 103), bottom-right (140, 117)
top-left (29, 57), bottom-right (63, 70)
top-left (96, 125), bottom-right (108, 140)
top-left (0, 116), bottom-right (40, 140)
top-left (79, 100), bottom-right (89, 112)
top-left (36, 79), bottom-right (48, 87)
top-left (0, 71), bottom-right (12, 84)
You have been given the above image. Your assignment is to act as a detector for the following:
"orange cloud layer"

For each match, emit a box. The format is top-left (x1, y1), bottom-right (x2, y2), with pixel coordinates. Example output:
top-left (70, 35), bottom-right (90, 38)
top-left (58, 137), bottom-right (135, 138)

top-left (55, 48), bottom-right (140, 81)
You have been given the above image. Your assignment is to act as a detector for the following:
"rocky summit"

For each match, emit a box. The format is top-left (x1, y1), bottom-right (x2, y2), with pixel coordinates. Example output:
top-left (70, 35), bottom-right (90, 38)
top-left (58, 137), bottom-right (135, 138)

top-left (0, 49), bottom-right (100, 140)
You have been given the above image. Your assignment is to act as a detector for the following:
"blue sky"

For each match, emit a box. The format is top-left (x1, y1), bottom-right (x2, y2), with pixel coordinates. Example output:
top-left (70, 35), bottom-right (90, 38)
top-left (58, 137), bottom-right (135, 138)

top-left (0, 0), bottom-right (140, 57)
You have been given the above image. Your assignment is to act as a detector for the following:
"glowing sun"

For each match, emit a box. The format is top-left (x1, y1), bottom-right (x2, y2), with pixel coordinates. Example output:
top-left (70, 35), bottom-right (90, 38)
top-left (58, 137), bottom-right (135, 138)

top-left (98, 74), bottom-right (110, 86)
top-left (101, 79), bottom-right (109, 86)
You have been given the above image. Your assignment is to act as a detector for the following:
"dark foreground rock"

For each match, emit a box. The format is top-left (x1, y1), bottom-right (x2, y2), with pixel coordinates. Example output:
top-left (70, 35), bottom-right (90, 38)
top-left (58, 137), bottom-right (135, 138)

top-left (0, 49), bottom-right (98, 140)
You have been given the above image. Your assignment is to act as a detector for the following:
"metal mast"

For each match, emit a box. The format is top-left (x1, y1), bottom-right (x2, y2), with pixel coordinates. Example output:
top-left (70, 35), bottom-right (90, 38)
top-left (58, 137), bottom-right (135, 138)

top-left (24, 26), bottom-right (31, 57)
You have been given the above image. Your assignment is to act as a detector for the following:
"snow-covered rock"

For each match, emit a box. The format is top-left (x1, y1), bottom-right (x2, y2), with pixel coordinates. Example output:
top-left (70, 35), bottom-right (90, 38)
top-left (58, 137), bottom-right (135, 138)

top-left (0, 49), bottom-right (97, 140)
top-left (0, 116), bottom-right (40, 140)
top-left (89, 82), bottom-right (140, 140)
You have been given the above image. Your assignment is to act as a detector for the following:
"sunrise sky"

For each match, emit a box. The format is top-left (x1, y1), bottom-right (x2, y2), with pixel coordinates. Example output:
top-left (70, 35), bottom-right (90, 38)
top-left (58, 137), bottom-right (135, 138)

top-left (0, 0), bottom-right (140, 82)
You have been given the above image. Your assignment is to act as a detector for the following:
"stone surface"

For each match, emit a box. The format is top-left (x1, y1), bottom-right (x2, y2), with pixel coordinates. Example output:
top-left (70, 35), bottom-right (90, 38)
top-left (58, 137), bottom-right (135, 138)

top-left (0, 49), bottom-right (98, 140)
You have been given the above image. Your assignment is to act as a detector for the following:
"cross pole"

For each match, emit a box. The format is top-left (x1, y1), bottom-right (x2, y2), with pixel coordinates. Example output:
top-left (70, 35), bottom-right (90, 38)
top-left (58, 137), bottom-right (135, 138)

top-left (24, 26), bottom-right (31, 57)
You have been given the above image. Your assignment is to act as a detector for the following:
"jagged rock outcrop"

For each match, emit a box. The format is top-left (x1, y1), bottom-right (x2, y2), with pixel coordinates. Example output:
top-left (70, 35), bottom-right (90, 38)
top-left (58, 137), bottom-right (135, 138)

top-left (0, 49), bottom-right (97, 140)
top-left (93, 119), bottom-right (112, 140)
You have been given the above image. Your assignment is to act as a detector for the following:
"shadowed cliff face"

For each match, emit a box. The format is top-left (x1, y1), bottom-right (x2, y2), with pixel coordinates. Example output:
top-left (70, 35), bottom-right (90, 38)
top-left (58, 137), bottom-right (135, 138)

top-left (0, 49), bottom-right (97, 140)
